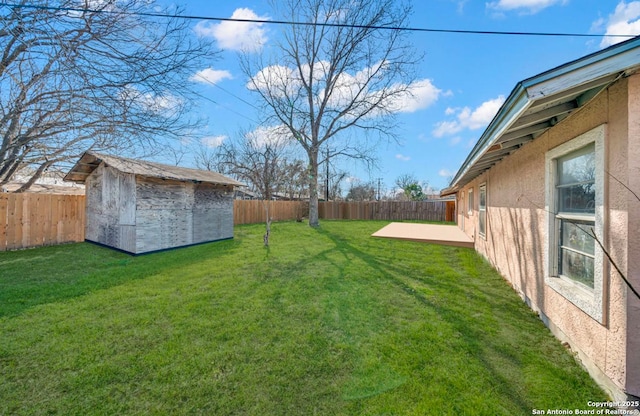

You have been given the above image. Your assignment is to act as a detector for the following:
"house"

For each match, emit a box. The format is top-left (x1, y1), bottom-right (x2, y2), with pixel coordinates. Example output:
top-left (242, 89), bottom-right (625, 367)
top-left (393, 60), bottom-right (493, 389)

top-left (235, 188), bottom-right (259, 200)
top-left (3, 170), bottom-right (84, 194)
top-left (441, 36), bottom-right (640, 400)
top-left (64, 152), bottom-right (242, 254)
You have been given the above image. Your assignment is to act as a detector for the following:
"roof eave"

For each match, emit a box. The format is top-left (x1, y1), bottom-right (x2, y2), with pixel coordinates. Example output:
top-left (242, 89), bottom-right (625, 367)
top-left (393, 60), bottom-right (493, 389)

top-left (441, 83), bottom-right (530, 195)
top-left (440, 36), bottom-right (640, 197)
top-left (64, 151), bottom-right (244, 187)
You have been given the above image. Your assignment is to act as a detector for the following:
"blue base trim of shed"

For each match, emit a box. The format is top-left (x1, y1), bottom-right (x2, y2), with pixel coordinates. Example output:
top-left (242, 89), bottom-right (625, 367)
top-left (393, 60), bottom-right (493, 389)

top-left (84, 237), bottom-right (234, 256)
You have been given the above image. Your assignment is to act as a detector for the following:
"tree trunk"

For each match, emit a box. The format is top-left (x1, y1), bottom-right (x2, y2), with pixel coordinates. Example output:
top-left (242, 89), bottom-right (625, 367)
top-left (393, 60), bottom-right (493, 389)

top-left (263, 199), bottom-right (271, 246)
top-left (308, 149), bottom-right (319, 227)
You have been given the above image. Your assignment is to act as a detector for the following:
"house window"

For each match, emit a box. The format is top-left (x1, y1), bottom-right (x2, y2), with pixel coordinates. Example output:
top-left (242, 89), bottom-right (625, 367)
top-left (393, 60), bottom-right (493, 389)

top-left (544, 124), bottom-right (605, 323)
top-left (555, 145), bottom-right (595, 288)
top-left (467, 188), bottom-right (473, 216)
top-left (479, 184), bottom-right (486, 238)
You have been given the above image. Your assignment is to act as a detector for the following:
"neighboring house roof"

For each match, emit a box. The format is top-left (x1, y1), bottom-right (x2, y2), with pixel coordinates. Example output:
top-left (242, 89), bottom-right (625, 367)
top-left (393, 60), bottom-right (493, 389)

top-left (441, 35), bottom-right (640, 196)
top-left (425, 194), bottom-right (456, 201)
top-left (235, 188), bottom-right (259, 199)
top-left (64, 151), bottom-right (243, 187)
top-left (2, 182), bottom-right (85, 195)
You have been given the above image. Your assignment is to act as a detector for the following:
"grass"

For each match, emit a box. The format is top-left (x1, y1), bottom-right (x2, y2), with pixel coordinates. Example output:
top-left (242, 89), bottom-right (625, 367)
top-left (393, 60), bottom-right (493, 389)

top-left (0, 221), bottom-right (606, 415)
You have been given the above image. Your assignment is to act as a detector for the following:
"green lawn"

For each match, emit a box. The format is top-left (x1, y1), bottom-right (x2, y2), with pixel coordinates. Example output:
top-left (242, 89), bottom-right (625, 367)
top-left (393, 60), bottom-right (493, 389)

top-left (0, 221), bottom-right (606, 415)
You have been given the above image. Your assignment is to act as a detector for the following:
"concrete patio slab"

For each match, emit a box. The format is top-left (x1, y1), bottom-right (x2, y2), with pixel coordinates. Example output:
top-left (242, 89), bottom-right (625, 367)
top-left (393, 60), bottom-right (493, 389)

top-left (371, 222), bottom-right (474, 248)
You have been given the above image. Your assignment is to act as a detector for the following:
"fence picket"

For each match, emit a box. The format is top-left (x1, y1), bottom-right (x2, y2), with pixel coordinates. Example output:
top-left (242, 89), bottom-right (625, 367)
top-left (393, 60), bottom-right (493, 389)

top-left (0, 194), bottom-right (86, 251)
top-left (0, 196), bottom-right (6, 251)
top-left (317, 200), bottom-right (450, 222)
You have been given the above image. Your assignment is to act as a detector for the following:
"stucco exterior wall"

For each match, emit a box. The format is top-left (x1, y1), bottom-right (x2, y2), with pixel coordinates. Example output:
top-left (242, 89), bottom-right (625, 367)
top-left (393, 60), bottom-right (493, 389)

top-left (625, 74), bottom-right (640, 397)
top-left (456, 74), bottom-right (639, 399)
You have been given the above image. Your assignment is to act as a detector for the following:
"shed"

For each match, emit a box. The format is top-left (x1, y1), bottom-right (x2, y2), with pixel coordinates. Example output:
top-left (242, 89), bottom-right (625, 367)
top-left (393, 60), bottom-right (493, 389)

top-left (64, 151), bottom-right (242, 254)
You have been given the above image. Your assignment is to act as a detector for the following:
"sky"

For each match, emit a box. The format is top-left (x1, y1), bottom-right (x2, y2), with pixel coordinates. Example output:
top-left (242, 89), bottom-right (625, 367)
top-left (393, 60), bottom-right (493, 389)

top-left (158, 0), bottom-right (640, 195)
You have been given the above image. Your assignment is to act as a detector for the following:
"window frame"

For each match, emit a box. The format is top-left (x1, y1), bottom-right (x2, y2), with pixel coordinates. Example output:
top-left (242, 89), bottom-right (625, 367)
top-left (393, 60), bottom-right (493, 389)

top-left (479, 183), bottom-right (487, 239)
top-left (467, 188), bottom-right (473, 216)
top-left (555, 144), bottom-right (596, 289)
top-left (544, 125), bottom-right (606, 323)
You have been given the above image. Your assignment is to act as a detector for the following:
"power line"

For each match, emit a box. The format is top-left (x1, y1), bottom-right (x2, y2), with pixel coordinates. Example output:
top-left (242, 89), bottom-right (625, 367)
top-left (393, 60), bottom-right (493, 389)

top-left (190, 89), bottom-right (259, 125)
top-left (193, 73), bottom-right (259, 111)
top-left (191, 72), bottom-right (262, 125)
top-left (0, 2), bottom-right (635, 39)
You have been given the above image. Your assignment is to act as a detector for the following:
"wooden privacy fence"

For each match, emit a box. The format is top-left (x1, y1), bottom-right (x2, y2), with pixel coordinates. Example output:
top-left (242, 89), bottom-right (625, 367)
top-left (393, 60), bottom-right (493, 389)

top-left (0, 193), bottom-right (86, 251)
top-left (233, 200), bottom-right (308, 225)
top-left (318, 200), bottom-right (453, 222)
top-left (0, 196), bottom-right (454, 251)
top-left (235, 200), bottom-right (453, 223)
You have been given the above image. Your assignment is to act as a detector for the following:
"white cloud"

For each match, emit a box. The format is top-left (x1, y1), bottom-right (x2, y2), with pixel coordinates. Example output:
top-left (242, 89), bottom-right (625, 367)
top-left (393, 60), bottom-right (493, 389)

top-left (248, 64), bottom-right (298, 96)
top-left (395, 153), bottom-right (411, 161)
top-left (345, 72), bottom-right (446, 114)
top-left (121, 85), bottom-right (182, 115)
top-left (456, 1), bottom-right (469, 13)
top-left (487, 0), bottom-right (566, 14)
top-left (449, 136), bottom-right (462, 146)
top-left (194, 8), bottom-right (268, 53)
top-left (433, 121), bottom-right (461, 138)
top-left (438, 169), bottom-right (454, 178)
top-left (389, 79), bottom-right (446, 113)
top-left (598, 1), bottom-right (640, 48)
top-left (432, 95), bottom-right (505, 137)
top-left (67, 0), bottom-right (115, 16)
top-left (246, 125), bottom-right (293, 148)
top-left (250, 60), bottom-right (445, 116)
top-left (190, 68), bottom-right (233, 85)
top-left (201, 135), bottom-right (227, 148)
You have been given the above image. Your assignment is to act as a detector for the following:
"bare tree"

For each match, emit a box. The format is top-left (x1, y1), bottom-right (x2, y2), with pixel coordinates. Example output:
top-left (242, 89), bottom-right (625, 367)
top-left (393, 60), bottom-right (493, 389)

top-left (194, 141), bottom-right (223, 173)
top-left (346, 181), bottom-right (376, 201)
top-left (321, 169), bottom-right (348, 201)
top-left (278, 159), bottom-right (308, 200)
top-left (242, 0), bottom-right (420, 226)
top-left (215, 129), bottom-right (293, 246)
top-left (395, 173), bottom-right (419, 191)
top-left (395, 173), bottom-right (427, 201)
top-left (0, 1), bottom-right (213, 191)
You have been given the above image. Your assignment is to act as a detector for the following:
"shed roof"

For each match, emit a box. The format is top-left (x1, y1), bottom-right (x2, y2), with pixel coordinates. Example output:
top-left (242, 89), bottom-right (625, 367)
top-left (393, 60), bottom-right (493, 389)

top-left (64, 151), bottom-right (243, 187)
top-left (441, 35), bottom-right (640, 196)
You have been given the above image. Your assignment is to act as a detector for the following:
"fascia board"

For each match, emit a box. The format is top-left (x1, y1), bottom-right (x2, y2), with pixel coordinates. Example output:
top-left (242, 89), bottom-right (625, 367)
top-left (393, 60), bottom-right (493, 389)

top-left (522, 36), bottom-right (640, 98)
top-left (446, 85), bottom-right (531, 192)
top-left (526, 47), bottom-right (640, 100)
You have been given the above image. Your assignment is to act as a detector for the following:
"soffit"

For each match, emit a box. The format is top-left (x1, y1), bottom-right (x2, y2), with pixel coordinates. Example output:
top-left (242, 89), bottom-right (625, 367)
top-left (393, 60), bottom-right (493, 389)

top-left (451, 74), bottom-right (616, 188)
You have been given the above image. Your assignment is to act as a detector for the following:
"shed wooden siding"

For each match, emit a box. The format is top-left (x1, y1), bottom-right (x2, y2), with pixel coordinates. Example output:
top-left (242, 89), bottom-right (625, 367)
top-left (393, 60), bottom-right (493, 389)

top-left (85, 165), bottom-right (136, 252)
top-left (85, 163), bottom-right (234, 254)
